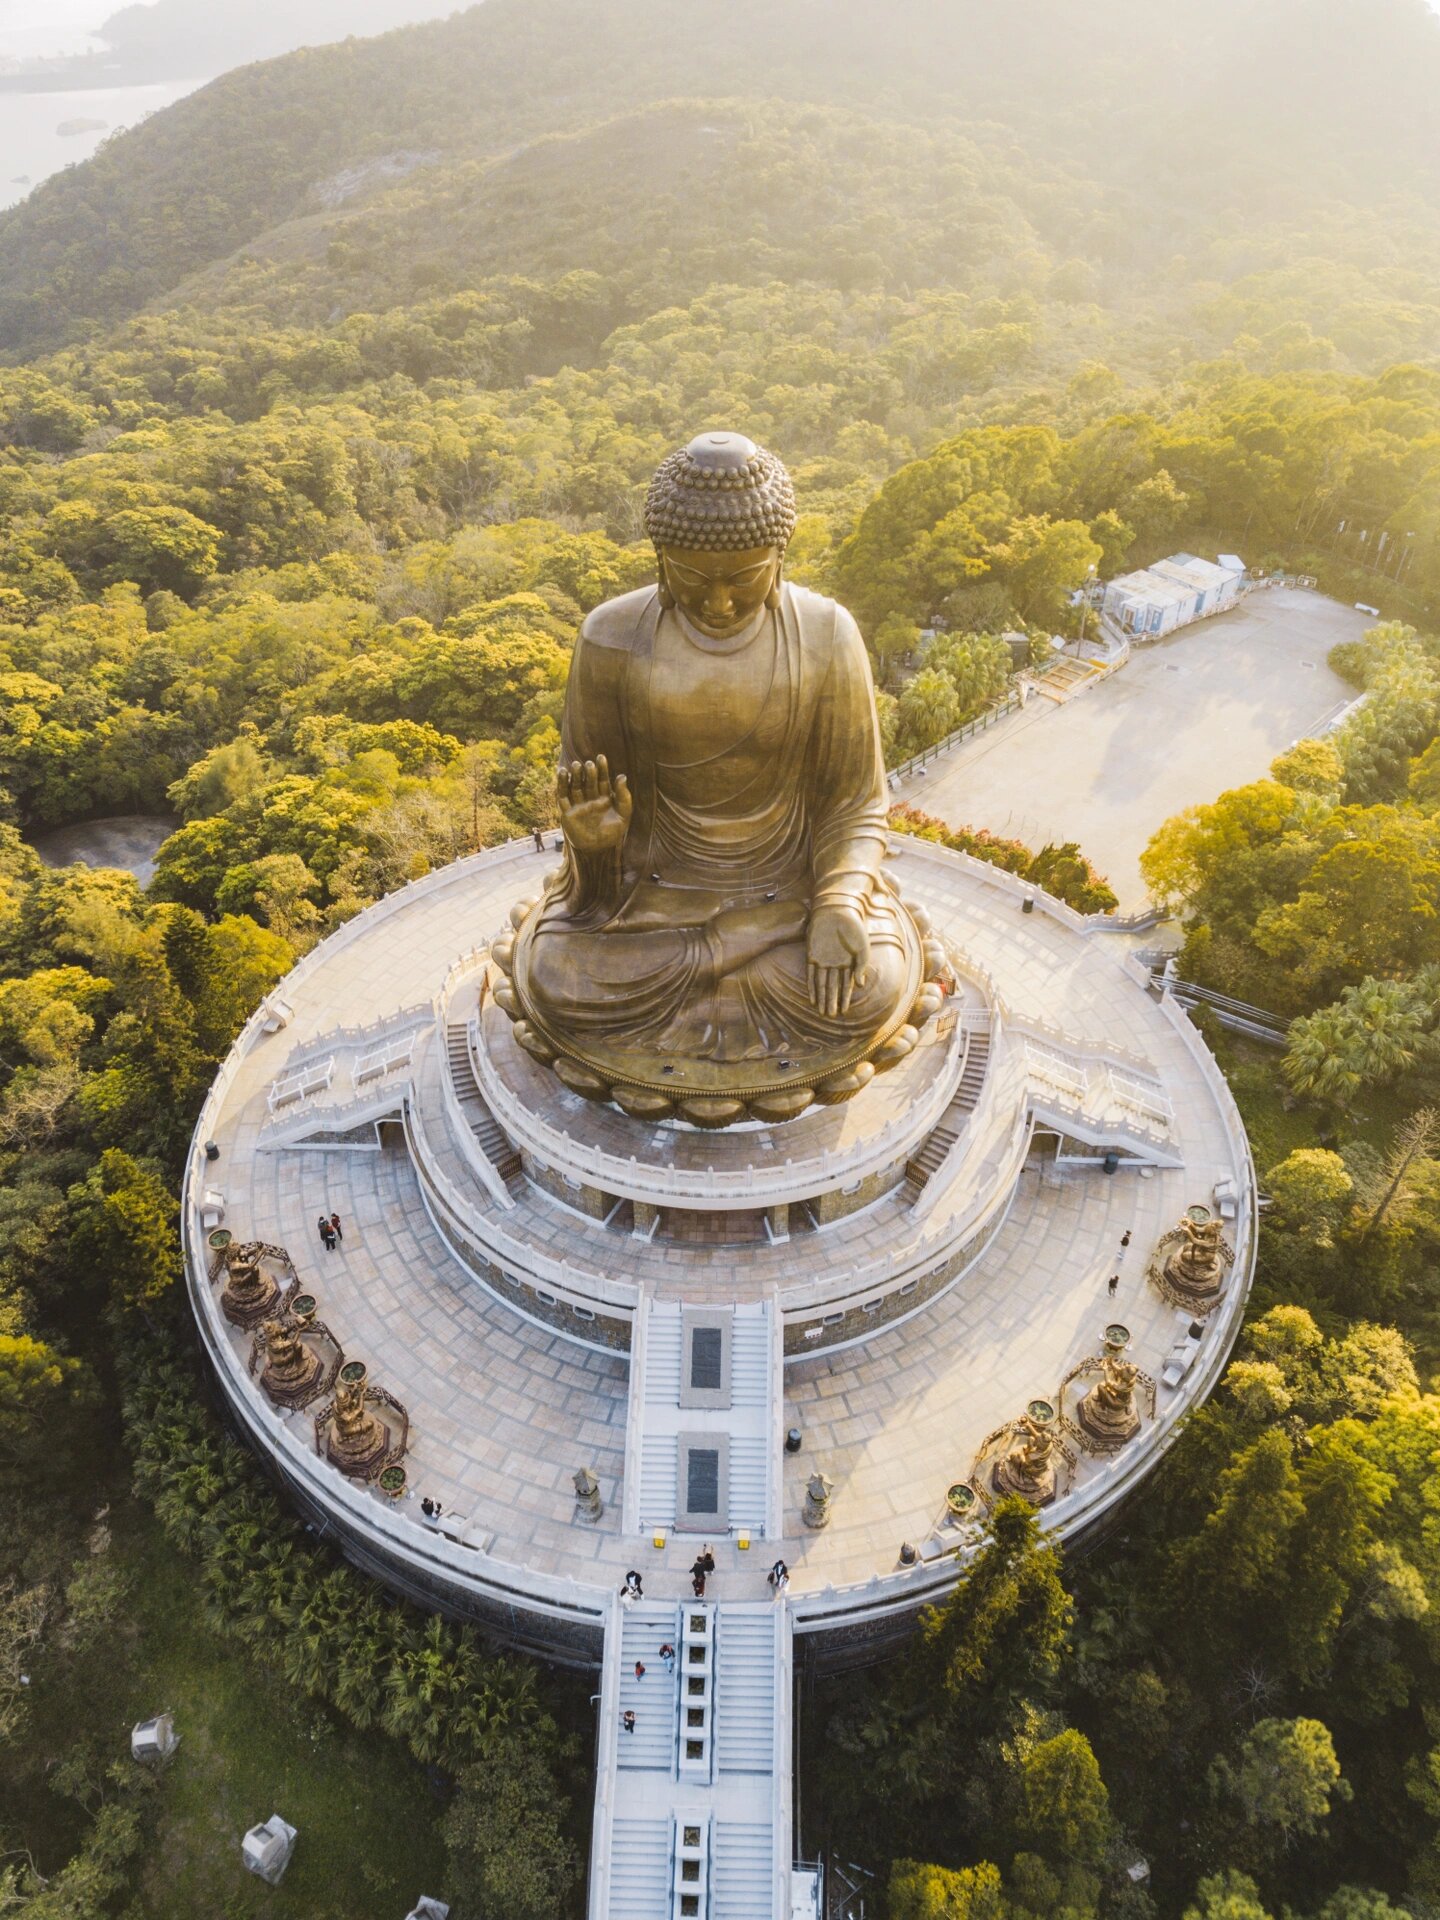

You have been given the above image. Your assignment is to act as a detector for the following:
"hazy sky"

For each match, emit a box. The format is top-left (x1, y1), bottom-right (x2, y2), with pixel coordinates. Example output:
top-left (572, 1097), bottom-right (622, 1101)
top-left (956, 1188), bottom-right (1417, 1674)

top-left (0, 0), bottom-right (106, 60)
top-left (0, 0), bottom-right (458, 63)
top-left (5, 0), bottom-right (1440, 63)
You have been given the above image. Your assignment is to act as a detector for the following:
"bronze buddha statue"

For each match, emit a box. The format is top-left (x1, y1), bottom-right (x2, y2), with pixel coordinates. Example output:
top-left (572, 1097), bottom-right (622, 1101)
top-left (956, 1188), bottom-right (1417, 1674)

top-left (492, 432), bottom-right (942, 1127)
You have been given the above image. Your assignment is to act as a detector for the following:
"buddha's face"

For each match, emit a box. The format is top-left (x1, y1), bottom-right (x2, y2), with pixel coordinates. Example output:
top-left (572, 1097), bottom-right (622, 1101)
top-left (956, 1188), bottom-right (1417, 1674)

top-left (661, 543), bottom-right (780, 638)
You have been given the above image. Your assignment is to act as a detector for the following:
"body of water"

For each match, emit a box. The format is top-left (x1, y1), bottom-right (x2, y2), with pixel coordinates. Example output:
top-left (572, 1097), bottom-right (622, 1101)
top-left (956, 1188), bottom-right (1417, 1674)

top-left (28, 814), bottom-right (175, 885)
top-left (0, 76), bottom-right (206, 208)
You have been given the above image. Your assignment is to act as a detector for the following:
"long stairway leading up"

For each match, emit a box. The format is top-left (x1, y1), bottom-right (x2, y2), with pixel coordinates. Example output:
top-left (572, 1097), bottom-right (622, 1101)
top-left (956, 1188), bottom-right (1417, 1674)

top-left (907, 1027), bottom-right (991, 1192)
top-left (591, 1595), bottom-right (792, 1920)
top-left (445, 1022), bottom-right (523, 1189)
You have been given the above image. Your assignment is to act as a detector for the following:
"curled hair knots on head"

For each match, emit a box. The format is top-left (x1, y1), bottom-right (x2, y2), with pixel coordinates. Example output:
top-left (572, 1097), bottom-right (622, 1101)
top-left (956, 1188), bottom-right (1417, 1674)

top-left (644, 431), bottom-right (797, 556)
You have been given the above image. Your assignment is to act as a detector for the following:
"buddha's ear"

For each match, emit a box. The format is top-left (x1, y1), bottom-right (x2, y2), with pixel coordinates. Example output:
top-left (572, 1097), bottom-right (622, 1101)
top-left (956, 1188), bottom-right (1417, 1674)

top-left (765, 559), bottom-right (783, 611)
top-left (656, 553), bottom-right (676, 610)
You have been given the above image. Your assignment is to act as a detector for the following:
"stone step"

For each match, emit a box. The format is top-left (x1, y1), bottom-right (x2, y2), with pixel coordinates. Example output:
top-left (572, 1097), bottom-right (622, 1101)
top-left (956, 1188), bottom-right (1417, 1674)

top-left (445, 1024), bottom-right (523, 1186)
top-left (714, 1822), bottom-right (775, 1920)
top-left (955, 1032), bottom-right (992, 1110)
top-left (608, 1819), bottom-right (672, 1919)
top-left (714, 1613), bottom-right (777, 1775)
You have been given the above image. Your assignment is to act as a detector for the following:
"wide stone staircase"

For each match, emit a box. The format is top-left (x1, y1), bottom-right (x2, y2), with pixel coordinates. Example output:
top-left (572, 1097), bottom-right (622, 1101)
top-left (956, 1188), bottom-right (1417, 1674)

top-left (715, 1607), bottom-right (777, 1775)
top-left (617, 1602), bottom-right (679, 1773)
top-left (714, 1822), bottom-right (777, 1920)
top-left (445, 1021), bottom-right (523, 1189)
top-left (906, 1027), bottom-right (991, 1193)
top-left (608, 1818), bottom-right (671, 1919)
top-left (591, 1595), bottom-right (790, 1920)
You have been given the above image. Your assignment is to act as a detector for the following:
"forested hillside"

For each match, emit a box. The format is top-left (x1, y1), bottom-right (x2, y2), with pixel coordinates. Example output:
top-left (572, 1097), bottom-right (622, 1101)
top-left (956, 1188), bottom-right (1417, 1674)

top-left (2, 0), bottom-right (1440, 355)
top-left (3, 0), bottom-right (1440, 1913)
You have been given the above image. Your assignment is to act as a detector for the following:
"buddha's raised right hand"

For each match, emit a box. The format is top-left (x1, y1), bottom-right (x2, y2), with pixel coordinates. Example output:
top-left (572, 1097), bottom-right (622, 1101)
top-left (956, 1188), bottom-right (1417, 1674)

top-left (557, 755), bottom-right (632, 854)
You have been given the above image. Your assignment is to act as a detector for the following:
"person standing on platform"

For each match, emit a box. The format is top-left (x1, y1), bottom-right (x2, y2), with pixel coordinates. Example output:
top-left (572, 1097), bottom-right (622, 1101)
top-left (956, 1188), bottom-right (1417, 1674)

top-left (329, 1210), bottom-right (343, 1245)
top-left (768, 1559), bottom-right (789, 1593)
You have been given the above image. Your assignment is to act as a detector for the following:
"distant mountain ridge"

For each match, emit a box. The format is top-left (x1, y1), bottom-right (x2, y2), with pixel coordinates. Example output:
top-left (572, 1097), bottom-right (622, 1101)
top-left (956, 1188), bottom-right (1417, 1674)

top-left (0, 0), bottom-right (1437, 360)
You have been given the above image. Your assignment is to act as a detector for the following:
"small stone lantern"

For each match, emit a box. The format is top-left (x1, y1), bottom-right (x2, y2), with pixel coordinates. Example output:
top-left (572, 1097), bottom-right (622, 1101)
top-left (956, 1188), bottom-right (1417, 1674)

top-left (573, 1466), bottom-right (604, 1524)
top-left (803, 1471), bottom-right (834, 1530)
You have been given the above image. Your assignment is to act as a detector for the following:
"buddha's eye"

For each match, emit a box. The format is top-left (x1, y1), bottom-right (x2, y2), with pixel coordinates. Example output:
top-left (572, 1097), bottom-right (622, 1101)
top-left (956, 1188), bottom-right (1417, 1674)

top-left (670, 560), bottom-right (770, 589)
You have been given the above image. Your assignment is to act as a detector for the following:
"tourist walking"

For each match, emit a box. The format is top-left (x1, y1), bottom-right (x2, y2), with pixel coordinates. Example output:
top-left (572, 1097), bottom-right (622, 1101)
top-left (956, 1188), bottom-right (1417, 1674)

top-left (767, 1558), bottom-right (789, 1594)
top-left (634, 1660), bottom-right (646, 1681)
top-left (1120, 1228), bottom-right (1132, 1249)
top-left (622, 1710), bottom-right (635, 1735)
top-left (690, 1556), bottom-right (707, 1598)
top-left (330, 1210), bottom-right (343, 1244)
top-left (1107, 1273), bottom-right (1119, 1298)
top-left (659, 1642), bottom-right (675, 1673)
top-left (317, 1214), bottom-right (335, 1250)
top-left (532, 826), bottom-right (545, 852)
top-left (622, 1570), bottom-right (643, 1602)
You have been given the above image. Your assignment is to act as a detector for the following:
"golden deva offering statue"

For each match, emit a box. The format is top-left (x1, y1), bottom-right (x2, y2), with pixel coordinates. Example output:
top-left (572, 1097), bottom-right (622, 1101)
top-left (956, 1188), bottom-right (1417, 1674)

top-left (991, 1413), bottom-right (1058, 1507)
top-left (256, 1314), bottom-right (324, 1409)
top-left (325, 1374), bottom-right (389, 1477)
top-left (1076, 1353), bottom-right (1142, 1448)
top-left (1160, 1207), bottom-right (1231, 1311)
top-left (492, 432), bottom-right (943, 1128)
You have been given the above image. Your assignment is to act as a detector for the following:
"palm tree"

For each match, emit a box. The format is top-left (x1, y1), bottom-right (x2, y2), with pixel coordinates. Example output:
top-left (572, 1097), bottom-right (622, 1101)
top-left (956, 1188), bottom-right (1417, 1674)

top-left (1284, 978), bottom-right (1426, 1106)
top-left (898, 668), bottom-right (960, 756)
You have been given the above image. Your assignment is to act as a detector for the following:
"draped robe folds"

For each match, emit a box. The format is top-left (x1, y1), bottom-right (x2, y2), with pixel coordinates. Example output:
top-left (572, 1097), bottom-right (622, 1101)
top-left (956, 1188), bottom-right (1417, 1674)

top-left (513, 582), bottom-right (920, 1076)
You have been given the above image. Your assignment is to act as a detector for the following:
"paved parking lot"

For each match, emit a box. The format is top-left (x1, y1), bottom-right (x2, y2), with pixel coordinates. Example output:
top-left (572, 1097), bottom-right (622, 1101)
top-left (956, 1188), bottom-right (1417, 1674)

top-left (895, 588), bottom-right (1368, 909)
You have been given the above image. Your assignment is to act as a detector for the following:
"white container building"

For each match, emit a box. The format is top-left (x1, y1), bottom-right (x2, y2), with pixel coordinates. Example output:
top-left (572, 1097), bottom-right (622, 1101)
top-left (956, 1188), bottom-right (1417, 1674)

top-left (1102, 552), bottom-right (1244, 639)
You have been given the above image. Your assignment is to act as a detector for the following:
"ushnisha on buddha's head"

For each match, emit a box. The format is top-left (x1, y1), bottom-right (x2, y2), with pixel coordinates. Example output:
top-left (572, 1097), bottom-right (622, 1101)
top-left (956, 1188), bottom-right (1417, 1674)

top-left (644, 431), bottom-right (797, 638)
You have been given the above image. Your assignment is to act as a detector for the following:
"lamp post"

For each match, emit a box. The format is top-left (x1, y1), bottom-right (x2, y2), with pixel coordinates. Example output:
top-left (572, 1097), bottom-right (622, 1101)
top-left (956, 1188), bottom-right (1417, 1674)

top-left (1077, 563), bottom-right (1097, 649)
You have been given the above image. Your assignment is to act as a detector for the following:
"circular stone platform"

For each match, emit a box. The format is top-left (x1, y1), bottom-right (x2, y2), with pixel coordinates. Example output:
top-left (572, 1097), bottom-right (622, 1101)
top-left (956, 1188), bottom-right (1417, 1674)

top-left (183, 833), bottom-right (1255, 1666)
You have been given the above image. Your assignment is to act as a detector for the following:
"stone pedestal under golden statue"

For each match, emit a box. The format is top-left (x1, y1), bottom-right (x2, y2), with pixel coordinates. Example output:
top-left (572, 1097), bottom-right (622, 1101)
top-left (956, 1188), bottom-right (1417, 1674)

top-left (491, 432), bottom-right (944, 1128)
top-left (991, 1414), bottom-right (1058, 1508)
top-left (257, 1316), bottom-right (325, 1409)
top-left (220, 1243), bottom-right (280, 1329)
top-left (1157, 1206), bottom-right (1232, 1312)
top-left (325, 1372), bottom-right (390, 1478)
top-left (1077, 1355), bottom-right (1143, 1448)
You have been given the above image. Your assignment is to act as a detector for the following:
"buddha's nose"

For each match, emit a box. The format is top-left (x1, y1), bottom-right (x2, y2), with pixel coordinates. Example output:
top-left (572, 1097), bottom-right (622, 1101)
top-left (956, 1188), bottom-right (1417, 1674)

top-left (703, 585), bottom-right (734, 620)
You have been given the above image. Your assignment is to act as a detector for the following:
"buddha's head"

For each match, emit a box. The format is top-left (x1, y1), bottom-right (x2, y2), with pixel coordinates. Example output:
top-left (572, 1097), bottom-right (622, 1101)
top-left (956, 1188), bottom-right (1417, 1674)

top-left (645, 431), bottom-right (796, 638)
